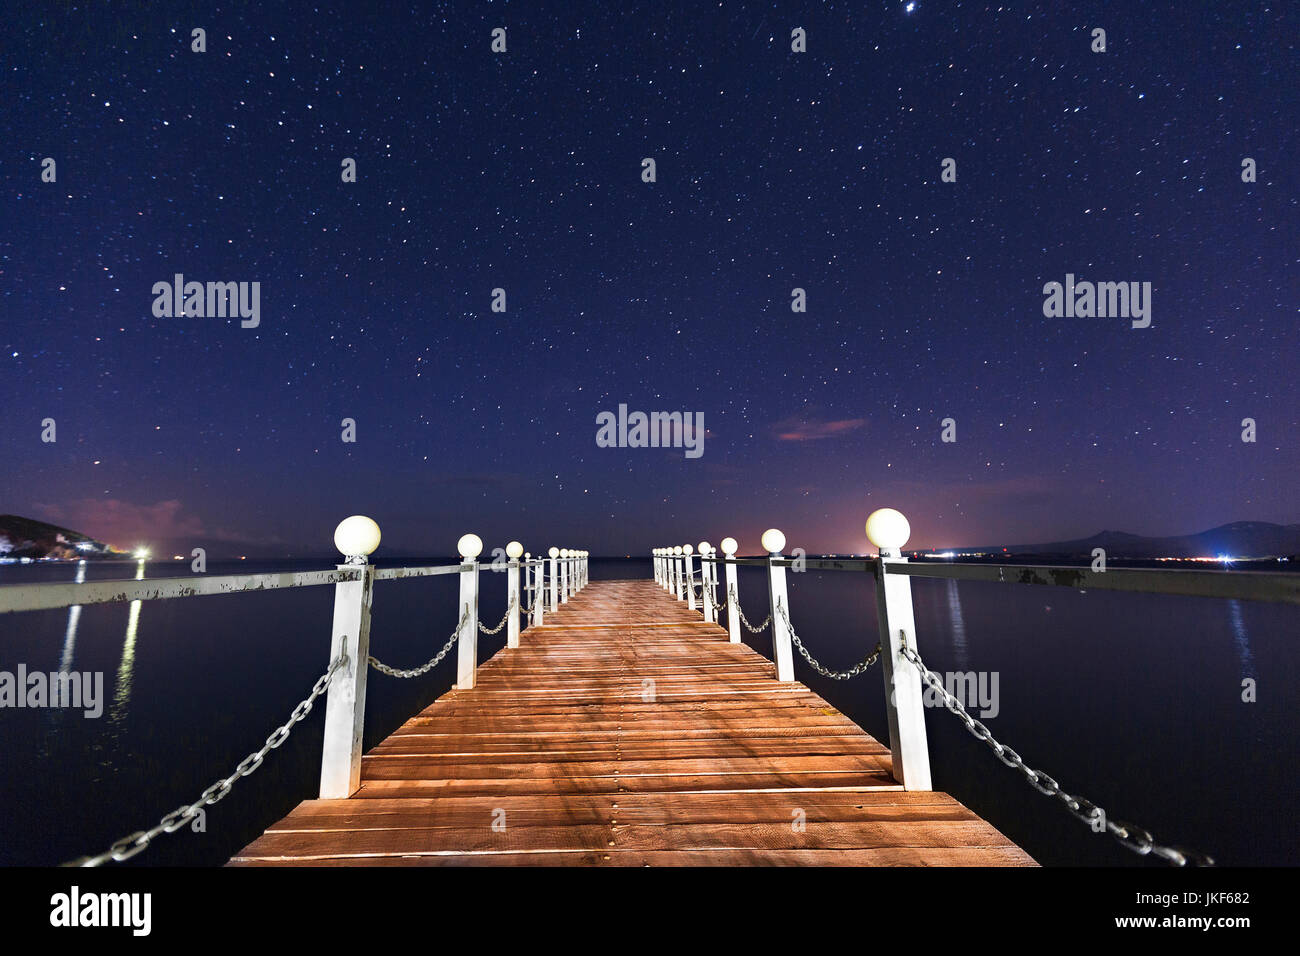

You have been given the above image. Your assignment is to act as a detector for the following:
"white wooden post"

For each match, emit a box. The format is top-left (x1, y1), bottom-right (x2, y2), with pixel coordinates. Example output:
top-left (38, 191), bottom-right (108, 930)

top-left (700, 544), bottom-right (715, 623)
top-left (532, 558), bottom-right (544, 626)
top-left (560, 549), bottom-right (570, 603)
top-left (549, 548), bottom-right (559, 611)
top-left (656, 549), bottom-right (663, 586)
top-left (762, 529), bottom-right (795, 682)
top-left (673, 548), bottom-right (684, 600)
top-left (868, 508), bottom-right (932, 791)
top-left (319, 515), bottom-right (382, 799)
top-left (455, 534), bottom-right (482, 689)
top-left (506, 541), bottom-right (522, 649)
top-left (684, 546), bottom-right (697, 612)
top-left (721, 538), bottom-right (741, 643)
top-left (318, 563), bottom-right (375, 798)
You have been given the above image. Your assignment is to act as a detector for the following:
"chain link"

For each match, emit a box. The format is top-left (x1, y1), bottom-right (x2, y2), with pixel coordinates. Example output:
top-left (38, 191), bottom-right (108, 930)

top-left (704, 582), bottom-right (727, 615)
top-left (897, 640), bottom-right (1213, 867)
top-left (477, 594), bottom-right (517, 635)
top-left (775, 598), bottom-right (881, 680)
top-left (65, 650), bottom-right (349, 867)
top-left (730, 584), bottom-right (771, 633)
top-left (369, 606), bottom-right (469, 678)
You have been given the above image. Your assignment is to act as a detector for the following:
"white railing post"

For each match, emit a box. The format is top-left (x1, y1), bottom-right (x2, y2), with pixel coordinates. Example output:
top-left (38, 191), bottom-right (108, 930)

top-left (721, 537), bottom-right (741, 643)
top-left (560, 549), bottom-right (571, 603)
top-left (762, 528), bottom-right (795, 682)
top-left (549, 547), bottom-right (559, 611)
top-left (673, 547), bottom-right (684, 600)
top-left (506, 541), bottom-right (523, 649)
top-left (525, 553), bottom-right (539, 627)
top-left (698, 542), bottom-right (714, 622)
top-left (655, 549), bottom-right (663, 586)
top-left (319, 516), bottom-right (381, 799)
top-left (684, 545), bottom-right (697, 612)
top-left (868, 509), bottom-right (932, 791)
top-left (456, 534), bottom-right (482, 689)
top-left (532, 556), bottom-right (545, 626)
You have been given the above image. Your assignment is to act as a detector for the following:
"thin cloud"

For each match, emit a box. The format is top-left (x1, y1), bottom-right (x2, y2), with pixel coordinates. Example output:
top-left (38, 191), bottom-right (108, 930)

top-left (771, 414), bottom-right (867, 442)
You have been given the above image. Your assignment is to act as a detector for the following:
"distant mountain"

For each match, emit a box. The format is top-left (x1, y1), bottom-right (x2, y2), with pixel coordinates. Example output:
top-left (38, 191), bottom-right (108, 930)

top-left (0, 514), bottom-right (126, 559)
top-left (937, 521), bottom-right (1300, 560)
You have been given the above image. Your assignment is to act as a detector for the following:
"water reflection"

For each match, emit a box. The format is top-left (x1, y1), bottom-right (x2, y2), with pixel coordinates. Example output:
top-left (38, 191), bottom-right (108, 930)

top-left (945, 578), bottom-right (969, 670)
top-left (57, 560), bottom-right (87, 673)
top-left (1228, 600), bottom-right (1255, 677)
top-left (110, 560), bottom-right (147, 724)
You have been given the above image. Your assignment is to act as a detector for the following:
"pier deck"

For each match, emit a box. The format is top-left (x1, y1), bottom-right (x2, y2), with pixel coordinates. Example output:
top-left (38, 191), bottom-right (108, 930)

top-left (230, 579), bottom-right (1034, 865)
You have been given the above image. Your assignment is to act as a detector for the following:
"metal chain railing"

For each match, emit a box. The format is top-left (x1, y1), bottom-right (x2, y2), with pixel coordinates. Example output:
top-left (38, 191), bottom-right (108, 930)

top-left (730, 584), bottom-right (771, 633)
top-left (478, 594), bottom-right (517, 635)
top-left (897, 639), bottom-right (1214, 867)
top-left (65, 649), bottom-right (350, 867)
top-left (369, 606), bottom-right (469, 678)
top-left (776, 598), bottom-right (881, 680)
top-left (704, 582), bottom-right (727, 616)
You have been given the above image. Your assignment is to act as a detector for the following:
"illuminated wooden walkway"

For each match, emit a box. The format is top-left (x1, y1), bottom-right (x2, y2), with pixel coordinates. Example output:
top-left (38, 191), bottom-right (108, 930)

top-left (230, 579), bottom-right (1034, 865)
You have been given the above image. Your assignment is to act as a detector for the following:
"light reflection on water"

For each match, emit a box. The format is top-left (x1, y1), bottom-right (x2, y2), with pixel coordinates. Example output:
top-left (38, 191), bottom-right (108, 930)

top-left (110, 559), bottom-right (146, 726)
top-left (944, 577), bottom-right (968, 671)
top-left (1228, 599), bottom-right (1254, 677)
top-left (57, 560), bottom-right (87, 674)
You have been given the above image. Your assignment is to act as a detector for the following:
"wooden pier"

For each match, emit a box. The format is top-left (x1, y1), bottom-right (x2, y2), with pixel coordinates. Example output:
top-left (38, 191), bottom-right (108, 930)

top-left (230, 579), bottom-right (1034, 866)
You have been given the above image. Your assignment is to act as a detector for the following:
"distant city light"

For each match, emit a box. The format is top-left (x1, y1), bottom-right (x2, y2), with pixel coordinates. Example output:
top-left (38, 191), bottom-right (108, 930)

top-left (133, 547), bottom-right (150, 559)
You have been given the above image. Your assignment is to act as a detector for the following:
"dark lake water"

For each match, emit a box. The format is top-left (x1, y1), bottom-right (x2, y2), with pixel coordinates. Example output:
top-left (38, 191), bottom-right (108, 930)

top-left (0, 556), bottom-right (1294, 866)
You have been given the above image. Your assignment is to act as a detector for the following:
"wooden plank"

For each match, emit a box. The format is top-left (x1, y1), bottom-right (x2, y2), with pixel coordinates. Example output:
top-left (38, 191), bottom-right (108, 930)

top-left (230, 579), bottom-right (1035, 866)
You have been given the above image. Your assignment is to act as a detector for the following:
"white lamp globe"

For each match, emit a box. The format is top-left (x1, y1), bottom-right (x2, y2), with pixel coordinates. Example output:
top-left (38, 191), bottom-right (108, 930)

top-left (698, 541), bottom-right (710, 554)
top-left (457, 533), bottom-right (483, 559)
top-left (720, 537), bottom-right (738, 556)
top-left (683, 544), bottom-right (693, 555)
top-left (524, 551), bottom-right (531, 560)
top-left (561, 548), bottom-right (570, 558)
top-left (506, 541), bottom-right (524, 559)
top-left (760, 528), bottom-right (786, 554)
top-left (865, 508), bottom-right (911, 553)
top-left (548, 547), bottom-right (559, 558)
top-left (334, 516), bottom-right (381, 559)
top-left (673, 546), bottom-right (682, 555)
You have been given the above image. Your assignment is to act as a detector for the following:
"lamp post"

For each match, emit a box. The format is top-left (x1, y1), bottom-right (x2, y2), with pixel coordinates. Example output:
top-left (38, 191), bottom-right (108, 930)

top-left (506, 540), bottom-right (523, 649)
top-left (762, 528), bottom-right (795, 682)
top-left (698, 542), bottom-right (713, 622)
top-left (320, 515), bottom-right (380, 798)
top-left (548, 547), bottom-right (559, 612)
top-left (721, 537), bottom-right (740, 643)
top-left (456, 533), bottom-right (482, 689)
top-left (867, 508), bottom-right (931, 791)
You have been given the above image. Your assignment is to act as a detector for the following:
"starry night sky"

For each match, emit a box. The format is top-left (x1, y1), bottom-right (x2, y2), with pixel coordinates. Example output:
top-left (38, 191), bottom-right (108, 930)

top-left (2, 2), bottom-right (1296, 557)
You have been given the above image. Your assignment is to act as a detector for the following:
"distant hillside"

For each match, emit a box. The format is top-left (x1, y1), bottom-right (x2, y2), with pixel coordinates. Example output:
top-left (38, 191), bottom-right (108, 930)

top-left (942, 521), bottom-right (1300, 560)
top-left (0, 514), bottom-right (125, 559)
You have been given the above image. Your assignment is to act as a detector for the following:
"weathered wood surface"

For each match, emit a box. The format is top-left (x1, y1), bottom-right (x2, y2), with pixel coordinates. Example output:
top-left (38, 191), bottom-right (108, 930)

top-left (231, 579), bottom-right (1034, 865)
